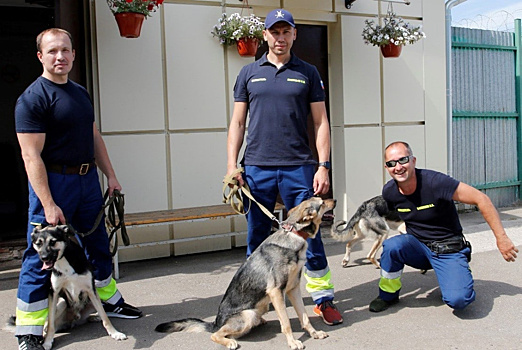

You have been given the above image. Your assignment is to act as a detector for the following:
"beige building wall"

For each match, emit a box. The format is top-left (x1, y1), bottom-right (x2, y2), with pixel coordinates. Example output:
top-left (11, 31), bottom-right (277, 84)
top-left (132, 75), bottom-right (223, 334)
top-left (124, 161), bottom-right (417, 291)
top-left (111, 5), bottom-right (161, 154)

top-left (91, 0), bottom-right (447, 261)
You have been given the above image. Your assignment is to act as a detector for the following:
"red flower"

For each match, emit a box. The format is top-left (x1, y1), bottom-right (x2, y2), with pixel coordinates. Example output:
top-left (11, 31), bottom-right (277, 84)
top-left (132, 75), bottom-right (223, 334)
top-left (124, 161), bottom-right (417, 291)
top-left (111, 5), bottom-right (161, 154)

top-left (148, 3), bottom-right (153, 10)
top-left (125, 0), bottom-right (132, 3)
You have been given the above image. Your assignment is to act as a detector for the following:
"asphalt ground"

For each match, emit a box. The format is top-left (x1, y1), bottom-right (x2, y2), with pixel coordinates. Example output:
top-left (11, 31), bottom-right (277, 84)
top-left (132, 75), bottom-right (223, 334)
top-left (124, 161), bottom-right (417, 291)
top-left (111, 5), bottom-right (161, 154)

top-left (1, 207), bottom-right (521, 350)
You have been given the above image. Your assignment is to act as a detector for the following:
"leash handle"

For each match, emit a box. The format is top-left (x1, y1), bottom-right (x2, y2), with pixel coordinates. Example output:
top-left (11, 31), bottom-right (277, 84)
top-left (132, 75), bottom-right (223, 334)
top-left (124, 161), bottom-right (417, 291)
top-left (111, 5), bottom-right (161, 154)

top-left (222, 168), bottom-right (250, 215)
top-left (66, 189), bottom-right (130, 256)
top-left (222, 168), bottom-right (281, 225)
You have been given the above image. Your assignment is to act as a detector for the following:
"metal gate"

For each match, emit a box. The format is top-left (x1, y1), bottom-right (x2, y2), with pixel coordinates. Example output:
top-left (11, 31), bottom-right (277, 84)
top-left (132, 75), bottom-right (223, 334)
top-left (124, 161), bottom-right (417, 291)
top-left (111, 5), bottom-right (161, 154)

top-left (451, 20), bottom-right (522, 207)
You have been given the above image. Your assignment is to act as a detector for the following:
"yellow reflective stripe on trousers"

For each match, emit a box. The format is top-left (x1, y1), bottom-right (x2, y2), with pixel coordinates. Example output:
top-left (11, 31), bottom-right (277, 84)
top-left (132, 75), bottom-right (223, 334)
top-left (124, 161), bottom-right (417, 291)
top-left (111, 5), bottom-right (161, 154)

top-left (304, 270), bottom-right (334, 294)
top-left (15, 308), bottom-right (48, 326)
top-left (378, 276), bottom-right (402, 293)
top-left (96, 277), bottom-right (119, 302)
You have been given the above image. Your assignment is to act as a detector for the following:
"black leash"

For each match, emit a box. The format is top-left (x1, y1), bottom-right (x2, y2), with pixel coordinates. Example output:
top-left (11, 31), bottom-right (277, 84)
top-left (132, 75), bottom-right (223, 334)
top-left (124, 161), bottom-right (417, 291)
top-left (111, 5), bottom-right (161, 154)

top-left (66, 189), bottom-right (130, 256)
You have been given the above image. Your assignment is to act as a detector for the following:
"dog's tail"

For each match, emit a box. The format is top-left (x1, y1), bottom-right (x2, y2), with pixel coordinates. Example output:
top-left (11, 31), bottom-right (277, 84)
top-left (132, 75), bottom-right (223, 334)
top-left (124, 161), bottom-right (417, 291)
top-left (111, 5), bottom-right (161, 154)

top-left (330, 205), bottom-right (365, 241)
top-left (155, 318), bottom-right (213, 334)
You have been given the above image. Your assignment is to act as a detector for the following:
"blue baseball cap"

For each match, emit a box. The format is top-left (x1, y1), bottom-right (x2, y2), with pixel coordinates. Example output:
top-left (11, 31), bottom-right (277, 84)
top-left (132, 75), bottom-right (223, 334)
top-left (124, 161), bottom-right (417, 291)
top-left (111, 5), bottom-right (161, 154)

top-left (264, 9), bottom-right (295, 29)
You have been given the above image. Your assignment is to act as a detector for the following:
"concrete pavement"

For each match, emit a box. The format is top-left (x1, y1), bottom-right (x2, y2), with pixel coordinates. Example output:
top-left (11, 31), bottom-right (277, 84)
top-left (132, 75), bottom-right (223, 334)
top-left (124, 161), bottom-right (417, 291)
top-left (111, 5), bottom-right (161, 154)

top-left (1, 207), bottom-right (521, 350)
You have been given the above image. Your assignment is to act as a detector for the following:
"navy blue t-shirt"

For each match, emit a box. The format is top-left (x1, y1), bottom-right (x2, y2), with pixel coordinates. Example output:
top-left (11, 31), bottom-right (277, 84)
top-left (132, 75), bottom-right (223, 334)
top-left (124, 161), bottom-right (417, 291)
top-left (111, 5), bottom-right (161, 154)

top-left (234, 53), bottom-right (325, 166)
top-left (15, 76), bottom-right (95, 165)
top-left (382, 168), bottom-right (462, 242)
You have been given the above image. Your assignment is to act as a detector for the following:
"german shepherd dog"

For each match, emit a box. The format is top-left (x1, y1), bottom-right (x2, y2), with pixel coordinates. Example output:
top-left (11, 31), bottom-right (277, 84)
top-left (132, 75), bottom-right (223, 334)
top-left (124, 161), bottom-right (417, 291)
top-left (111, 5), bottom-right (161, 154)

top-left (330, 195), bottom-right (404, 268)
top-left (30, 225), bottom-right (127, 349)
top-left (155, 197), bottom-right (336, 350)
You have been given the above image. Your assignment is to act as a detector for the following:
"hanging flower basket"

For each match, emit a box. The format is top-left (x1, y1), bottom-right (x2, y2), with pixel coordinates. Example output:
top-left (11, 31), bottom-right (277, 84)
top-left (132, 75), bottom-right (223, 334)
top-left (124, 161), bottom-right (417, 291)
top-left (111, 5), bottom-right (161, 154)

top-left (114, 12), bottom-right (145, 38)
top-left (211, 13), bottom-right (264, 56)
top-left (380, 43), bottom-right (402, 58)
top-left (361, 9), bottom-right (425, 58)
top-left (107, 0), bottom-right (164, 38)
top-left (236, 37), bottom-right (259, 57)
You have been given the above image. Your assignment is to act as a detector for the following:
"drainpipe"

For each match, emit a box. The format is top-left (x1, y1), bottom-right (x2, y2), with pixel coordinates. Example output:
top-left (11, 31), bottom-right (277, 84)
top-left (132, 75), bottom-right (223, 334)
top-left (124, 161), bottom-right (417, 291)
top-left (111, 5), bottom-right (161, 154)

top-left (445, 0), bottom-right (468, 176)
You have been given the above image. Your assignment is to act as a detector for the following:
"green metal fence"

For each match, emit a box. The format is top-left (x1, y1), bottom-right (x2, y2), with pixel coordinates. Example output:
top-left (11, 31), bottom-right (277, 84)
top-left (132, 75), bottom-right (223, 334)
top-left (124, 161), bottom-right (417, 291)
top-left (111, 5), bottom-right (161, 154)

top-left (451, 20), bottom-right (522, 207)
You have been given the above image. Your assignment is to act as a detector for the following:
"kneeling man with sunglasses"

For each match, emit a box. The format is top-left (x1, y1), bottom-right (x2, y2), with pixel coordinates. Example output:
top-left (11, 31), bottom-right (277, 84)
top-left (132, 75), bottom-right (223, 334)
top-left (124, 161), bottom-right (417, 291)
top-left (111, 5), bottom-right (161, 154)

top-left (369, 141), bottom-right (518, 312)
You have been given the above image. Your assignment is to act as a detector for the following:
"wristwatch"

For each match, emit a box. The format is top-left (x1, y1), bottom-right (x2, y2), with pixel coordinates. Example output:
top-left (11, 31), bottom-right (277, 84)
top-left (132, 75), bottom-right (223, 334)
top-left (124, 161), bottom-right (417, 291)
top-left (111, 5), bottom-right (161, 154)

top-left (318, 161), bottom-right (331, 169)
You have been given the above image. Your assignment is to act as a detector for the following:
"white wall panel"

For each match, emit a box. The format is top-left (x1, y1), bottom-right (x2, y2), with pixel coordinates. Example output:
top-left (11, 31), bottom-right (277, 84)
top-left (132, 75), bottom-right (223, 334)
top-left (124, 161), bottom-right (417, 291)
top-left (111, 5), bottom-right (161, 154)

top-left (344, 127), bottom-right (384, 219)
top-left (226, 0), bottom-right (279, 7)
top-left (334, 0), bottom-right (421, 16)
top-left (342, 16), bottom-right (381, 126)
top-left (102, 134), bottom-right (169, 213)
top-left (383, 20), bottom-right (425, 124)
top-left (173, 219), bottom-right (232, 255)
top-left (334, 0), bottom-right (378, 14)
top-left (164, 4), bottom-right (227, 130)
top-left (285, 0), bottom-right (332, 11)
top-left (118, 226), bottom-right (170, 262)
top-left (170, 132), bottom-right (227, 208)
top-left (94, 0), bottom-right (165, 132)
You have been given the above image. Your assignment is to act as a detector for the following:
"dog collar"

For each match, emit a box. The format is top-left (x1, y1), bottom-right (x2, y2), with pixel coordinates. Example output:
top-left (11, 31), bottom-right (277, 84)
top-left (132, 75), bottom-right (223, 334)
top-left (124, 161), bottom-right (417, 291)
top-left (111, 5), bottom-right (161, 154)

top-left (282, 224), bottom-right (309, 240)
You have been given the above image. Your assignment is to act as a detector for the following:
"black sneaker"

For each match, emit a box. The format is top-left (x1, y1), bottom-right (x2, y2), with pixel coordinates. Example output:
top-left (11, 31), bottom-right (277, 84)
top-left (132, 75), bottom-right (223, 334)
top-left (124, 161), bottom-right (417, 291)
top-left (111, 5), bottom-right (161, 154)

top-left (17, 335), bottom-right (44, 350)
top-left (369, 296), bottom-right (399, 312)
top-left (103, 302), bottom-right (143, 319)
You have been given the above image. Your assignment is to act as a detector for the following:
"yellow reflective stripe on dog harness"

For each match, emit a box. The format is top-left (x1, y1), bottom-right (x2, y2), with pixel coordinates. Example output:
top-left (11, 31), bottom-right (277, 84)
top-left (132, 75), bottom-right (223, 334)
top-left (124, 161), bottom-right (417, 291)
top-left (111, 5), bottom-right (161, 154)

top-left (15, 308), bottom-right (48, 326)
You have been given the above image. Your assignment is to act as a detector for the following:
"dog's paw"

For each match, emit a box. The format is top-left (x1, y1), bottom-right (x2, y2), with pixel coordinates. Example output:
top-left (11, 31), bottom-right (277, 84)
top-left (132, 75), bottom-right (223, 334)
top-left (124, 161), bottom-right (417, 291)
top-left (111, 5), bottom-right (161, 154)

top-left (288, 338), bottom-right (304, 350)
top-left (42, 339), bottom-right (53, 350)
top-left (368, 258), bottom-right (381, 269)
top-left (341, 257), bottom-right (350, 268)
top-left (226, 339), bottom-right (238, 349)
top-left (111, 331), bottom-right (127, 341)
top-left (87, 314), bottom-right (101, 322)
top-left (310, 329), bottom-right (328, 339)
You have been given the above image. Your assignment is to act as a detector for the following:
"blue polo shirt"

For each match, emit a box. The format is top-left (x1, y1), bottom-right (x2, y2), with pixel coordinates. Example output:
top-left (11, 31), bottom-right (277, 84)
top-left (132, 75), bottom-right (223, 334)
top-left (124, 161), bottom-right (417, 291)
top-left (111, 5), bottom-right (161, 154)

top-left (233, 53), bottom-right (325, 166)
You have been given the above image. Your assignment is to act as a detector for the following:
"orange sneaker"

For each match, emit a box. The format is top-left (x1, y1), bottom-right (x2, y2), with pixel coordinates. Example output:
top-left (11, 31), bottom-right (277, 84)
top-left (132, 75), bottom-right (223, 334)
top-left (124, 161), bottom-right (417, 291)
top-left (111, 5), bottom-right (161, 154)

top-left (313, 300), bottom-right (343, 325)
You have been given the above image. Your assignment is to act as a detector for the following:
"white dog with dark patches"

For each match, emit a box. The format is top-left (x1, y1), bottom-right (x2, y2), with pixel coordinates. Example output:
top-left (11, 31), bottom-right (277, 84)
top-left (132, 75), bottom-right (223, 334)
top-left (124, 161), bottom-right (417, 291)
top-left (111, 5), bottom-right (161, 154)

top-left (31, 225), bottom-right (127, 350)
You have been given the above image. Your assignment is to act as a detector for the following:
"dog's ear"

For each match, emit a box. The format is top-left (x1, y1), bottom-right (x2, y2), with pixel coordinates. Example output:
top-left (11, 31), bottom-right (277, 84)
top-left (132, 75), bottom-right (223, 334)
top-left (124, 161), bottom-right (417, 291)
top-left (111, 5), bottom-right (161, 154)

top-left (287, 206), bottom-right (318, 231)
top-left (300, 207), bottom-right (318, 224)
top-left (30, 225), bottom-right (44, 242)
top-left (57, 224), bottom-right (70, 234)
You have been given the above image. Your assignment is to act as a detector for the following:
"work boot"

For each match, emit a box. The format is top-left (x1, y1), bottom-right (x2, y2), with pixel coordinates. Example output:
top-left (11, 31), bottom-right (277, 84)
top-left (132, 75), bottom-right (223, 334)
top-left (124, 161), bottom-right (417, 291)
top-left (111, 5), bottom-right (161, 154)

top-left (369, 296), bottom-right (399, 312)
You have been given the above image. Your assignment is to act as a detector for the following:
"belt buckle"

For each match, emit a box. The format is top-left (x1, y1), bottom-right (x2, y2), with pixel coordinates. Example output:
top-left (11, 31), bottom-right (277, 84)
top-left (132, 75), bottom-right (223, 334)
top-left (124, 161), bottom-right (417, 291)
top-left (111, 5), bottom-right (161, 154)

top-left (79, 163), bottom-right (90, 175)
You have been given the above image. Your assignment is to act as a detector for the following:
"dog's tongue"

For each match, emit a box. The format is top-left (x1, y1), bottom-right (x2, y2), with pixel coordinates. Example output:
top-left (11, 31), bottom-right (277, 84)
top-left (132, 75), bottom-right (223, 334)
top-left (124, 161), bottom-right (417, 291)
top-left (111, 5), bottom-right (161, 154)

top-left (41, 261), bottom-right (54, 270)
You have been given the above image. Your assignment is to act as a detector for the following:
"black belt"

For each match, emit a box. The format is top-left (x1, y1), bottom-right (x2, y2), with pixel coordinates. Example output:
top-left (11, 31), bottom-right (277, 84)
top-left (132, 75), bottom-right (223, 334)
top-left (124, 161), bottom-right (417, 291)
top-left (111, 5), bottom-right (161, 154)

top-left (46, 162), bottom-right (96, 175)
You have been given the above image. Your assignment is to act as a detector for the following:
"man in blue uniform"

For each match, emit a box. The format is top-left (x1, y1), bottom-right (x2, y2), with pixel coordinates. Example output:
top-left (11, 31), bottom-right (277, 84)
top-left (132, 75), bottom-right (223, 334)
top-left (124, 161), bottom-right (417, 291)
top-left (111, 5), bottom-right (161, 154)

top-left (370, 141), bottom-right (518, 312)
top-left (14, 28), bottom-right (142, 350)
top-left (225, 9), bottom-right (343, 325)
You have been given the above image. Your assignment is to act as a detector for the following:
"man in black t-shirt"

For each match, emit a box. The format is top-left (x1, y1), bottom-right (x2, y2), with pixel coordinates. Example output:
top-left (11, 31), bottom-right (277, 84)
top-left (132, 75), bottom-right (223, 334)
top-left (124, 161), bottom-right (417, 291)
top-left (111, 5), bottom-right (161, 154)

top-left (369, 141), bottom-right (518, 313)
top-left (14, 28), bottom-right (141, 350)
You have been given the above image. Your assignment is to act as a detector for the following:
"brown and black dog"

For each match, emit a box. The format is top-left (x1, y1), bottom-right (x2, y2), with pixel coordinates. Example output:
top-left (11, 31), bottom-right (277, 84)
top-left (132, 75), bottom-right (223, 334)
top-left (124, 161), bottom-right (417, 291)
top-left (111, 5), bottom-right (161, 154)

top-left (331, 195), bottom-right (404, 268)
top-left (155, 197), bottom-right (336, 350)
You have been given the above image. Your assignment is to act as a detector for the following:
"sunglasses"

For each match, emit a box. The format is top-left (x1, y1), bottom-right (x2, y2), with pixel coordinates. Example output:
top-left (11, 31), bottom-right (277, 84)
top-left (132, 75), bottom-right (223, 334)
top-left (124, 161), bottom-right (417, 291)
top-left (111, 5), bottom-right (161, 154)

top-left (385, 155), bottom-right (412, 168)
